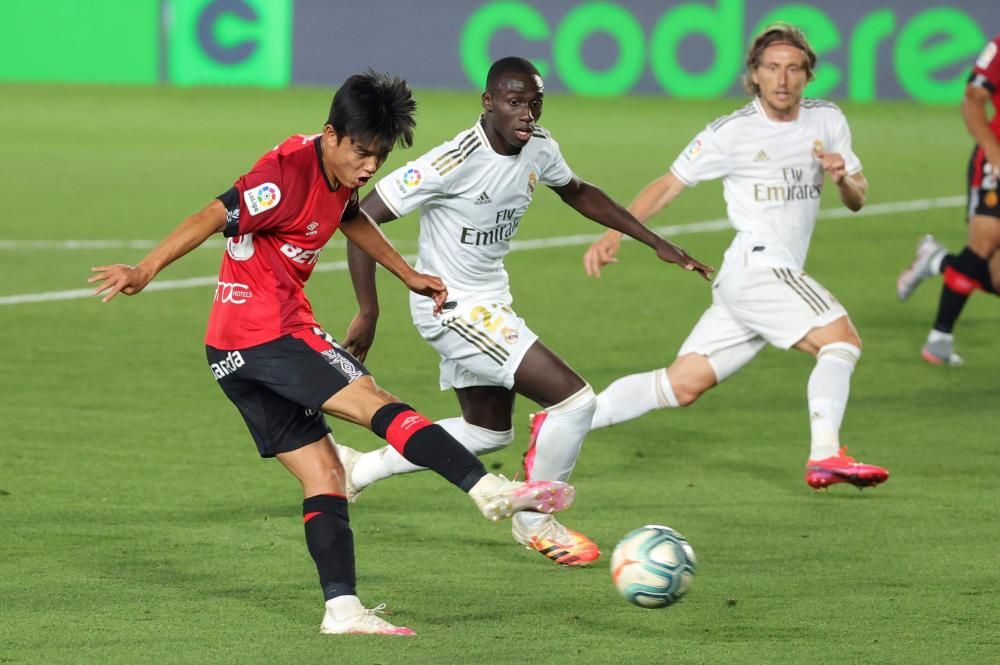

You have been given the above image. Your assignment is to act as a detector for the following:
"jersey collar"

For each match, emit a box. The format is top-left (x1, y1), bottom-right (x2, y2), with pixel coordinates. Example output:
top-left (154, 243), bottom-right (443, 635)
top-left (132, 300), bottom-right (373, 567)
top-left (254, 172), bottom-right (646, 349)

top-left (313, 136), bottom-right (340, 192)
top-left (753, 96), bottom-right (802, 126)
top-left (474, 115), bottom-right (520, 160)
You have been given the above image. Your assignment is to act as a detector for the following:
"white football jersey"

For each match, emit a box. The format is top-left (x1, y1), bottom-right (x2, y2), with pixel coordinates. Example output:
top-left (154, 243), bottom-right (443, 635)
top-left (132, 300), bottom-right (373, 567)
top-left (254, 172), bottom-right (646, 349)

top-left (375, 118), bottom-right (574, 295)
top-left (670, 97), bottom-right (862, 280)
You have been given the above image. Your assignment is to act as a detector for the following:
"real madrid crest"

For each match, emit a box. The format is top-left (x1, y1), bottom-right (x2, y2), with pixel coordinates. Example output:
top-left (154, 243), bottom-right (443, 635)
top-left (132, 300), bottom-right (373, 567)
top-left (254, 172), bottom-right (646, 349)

top-left (527, 170), bottom-right (537, 195)
top-left (812, 139), bottom-right (825, 158)
top-left (501, 327), bottom-right (519, 344)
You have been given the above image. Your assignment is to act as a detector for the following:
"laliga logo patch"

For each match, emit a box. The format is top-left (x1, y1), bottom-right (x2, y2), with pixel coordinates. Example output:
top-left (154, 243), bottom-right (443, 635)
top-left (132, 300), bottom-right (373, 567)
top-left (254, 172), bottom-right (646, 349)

top-left (402, 168), bottom-right (422, 188)
top-left (243, 182), bottom-right (281, 216)
top-left (683, 138), bottom-right (702, 161)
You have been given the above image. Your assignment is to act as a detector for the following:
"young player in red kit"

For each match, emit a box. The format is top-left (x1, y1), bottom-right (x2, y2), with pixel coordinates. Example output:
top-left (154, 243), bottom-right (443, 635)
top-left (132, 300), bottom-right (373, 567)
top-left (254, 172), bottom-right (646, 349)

top-left (897, 34), bottom-right (1000, 365)
top-left (89, 71), bottom-right (573, 636)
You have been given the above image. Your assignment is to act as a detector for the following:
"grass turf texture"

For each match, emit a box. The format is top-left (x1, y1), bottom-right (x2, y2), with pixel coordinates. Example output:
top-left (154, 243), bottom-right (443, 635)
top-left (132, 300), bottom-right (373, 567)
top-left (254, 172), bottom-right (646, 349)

top-left (1, 84), bottom-right (998, 664)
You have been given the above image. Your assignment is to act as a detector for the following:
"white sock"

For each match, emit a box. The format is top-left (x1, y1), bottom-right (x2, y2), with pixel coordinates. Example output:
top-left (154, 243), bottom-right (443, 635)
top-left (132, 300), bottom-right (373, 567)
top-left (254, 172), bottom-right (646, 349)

top-left (350, 417), bottom-right (513, 490)
top-left (591, 368), bottom-right (678, 430)
top-left (927, 329), bottom-right (953, 344)
top-left (930, 249), bottom-right (948, 275)
top-left (326, 594), bottom-right (363, 621)
top-left (515, 385), bottom-right (596, 531)
top-left (807, 343), bottom-right (861, 460)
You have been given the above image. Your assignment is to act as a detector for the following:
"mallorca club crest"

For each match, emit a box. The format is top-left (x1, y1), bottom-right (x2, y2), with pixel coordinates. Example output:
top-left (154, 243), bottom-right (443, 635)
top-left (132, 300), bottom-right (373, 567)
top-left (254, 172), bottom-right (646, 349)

top-left (527, 170), bottom-right (537, 195)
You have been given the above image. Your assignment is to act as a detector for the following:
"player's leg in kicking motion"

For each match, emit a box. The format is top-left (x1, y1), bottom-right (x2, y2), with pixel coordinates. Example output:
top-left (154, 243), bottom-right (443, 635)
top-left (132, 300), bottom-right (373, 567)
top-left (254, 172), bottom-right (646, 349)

top-left (337, 410), bottom-right (514, 501)
top-left (291, 373), bottom-right (574, 636)
top-left (590, 270), bottom-right (888, 490)
top-left (341, 344), bottom-right (600, 566)
top-left (324, 375), bottom-right (575, 522)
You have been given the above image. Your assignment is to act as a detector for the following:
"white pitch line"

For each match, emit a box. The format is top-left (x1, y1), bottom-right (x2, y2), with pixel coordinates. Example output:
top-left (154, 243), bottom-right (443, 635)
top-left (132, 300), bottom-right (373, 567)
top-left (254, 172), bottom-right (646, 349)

top-left (0, 195), bottom-right (965, 306)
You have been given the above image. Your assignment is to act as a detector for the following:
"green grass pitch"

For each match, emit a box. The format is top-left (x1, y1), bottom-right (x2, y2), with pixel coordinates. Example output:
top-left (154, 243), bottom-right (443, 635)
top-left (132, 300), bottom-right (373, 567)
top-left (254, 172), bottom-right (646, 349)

top-left (1, 84), bottom-right (998, 664)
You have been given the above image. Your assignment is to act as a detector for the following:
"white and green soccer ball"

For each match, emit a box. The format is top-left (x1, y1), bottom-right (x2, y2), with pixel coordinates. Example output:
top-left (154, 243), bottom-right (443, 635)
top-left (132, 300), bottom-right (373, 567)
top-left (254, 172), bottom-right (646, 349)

top-left (610, 525), bottom-right (696, 609)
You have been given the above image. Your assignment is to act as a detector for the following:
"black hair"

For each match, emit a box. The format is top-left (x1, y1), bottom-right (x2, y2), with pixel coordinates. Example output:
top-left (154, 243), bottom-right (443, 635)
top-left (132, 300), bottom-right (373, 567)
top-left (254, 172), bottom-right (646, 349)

top-left (485, 57), bottom-right (540, 93)
top-left (327, 69), bottom-right (416, 155)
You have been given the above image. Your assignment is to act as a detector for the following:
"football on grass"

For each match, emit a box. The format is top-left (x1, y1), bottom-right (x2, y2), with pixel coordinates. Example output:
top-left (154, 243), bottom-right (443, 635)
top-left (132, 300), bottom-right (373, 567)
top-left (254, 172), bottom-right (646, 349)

top-left (610, 525), bottom-right (696, 608)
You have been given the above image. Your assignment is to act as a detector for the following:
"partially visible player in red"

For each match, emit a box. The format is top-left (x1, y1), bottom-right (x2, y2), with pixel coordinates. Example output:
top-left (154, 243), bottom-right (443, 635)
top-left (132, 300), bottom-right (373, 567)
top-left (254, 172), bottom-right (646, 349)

top-left (88, 70), bottom-right (574, 636)
top-left (897, 34), bottom-right (1000, 365)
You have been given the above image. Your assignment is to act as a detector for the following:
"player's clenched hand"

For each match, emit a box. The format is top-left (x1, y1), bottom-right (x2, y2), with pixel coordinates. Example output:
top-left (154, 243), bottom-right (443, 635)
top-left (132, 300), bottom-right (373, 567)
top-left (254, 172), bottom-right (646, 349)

top-left (816, 150), bottom-right (847, 183)
top-left (583, 232), bottom-right (622, 278)
top-left (404, 272), bottom-right (449, 315)
top-left (88, 264), bottom-right (154, 302)
top-left (654, 242), bottom-right (715, 281)
top-left (342, 312), bottom-right (378, 362)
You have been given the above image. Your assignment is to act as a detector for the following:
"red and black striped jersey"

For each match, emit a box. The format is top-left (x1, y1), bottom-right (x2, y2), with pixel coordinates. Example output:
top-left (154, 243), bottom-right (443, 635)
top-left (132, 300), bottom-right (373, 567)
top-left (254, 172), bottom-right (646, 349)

top-left (205, 135), bottom-right (359, 349)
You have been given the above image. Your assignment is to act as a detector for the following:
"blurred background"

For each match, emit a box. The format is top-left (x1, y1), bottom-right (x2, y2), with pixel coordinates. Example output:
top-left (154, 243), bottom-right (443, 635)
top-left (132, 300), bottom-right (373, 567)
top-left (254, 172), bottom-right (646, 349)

top-left (1, 3), bottom-right (996, 664)
top-left (0, 0), bottom-right (991, 102)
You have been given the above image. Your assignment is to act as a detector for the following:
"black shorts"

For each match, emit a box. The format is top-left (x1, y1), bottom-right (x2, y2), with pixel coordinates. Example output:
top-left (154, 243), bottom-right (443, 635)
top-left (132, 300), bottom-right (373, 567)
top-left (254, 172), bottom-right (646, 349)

top-left (967, 145), bottom-right (1000, 220)
top-left (206, 328), bottom-right (370, 458)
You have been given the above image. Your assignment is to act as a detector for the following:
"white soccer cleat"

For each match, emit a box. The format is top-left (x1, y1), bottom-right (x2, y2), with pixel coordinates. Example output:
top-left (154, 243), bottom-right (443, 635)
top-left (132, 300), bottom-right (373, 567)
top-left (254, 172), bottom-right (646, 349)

top-left (320, 596), bottom-right (415, 636)
top-left (332, 441), bottom-right (364, 503)
top-left (468, 473), bottom-right (575, 522)
top-left (897, 234), bottom-right (946, 301)
top-left (921, 334), bottom-right (964, 366)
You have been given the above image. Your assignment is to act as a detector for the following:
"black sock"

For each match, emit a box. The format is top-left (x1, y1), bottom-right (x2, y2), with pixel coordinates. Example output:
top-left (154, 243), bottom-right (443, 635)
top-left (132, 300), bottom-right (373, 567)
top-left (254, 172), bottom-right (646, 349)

top-left (371, 403), bottom-right (486, 491)
top-left (303, 494), bottom-right (356, 601)
top-left (933, 248), bottom-right (990, 332)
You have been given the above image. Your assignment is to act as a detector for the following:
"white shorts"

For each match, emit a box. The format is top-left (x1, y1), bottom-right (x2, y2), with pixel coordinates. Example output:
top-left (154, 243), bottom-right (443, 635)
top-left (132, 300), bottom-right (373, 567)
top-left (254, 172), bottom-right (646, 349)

top-left (679, 266), bottom-right (848, 358)
top-left (410, 292), bottom-right (538, 390)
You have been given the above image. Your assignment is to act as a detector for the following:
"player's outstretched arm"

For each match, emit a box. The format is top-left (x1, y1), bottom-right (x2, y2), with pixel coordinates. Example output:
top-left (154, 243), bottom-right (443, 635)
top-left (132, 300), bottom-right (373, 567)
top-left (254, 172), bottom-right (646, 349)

top-left (562, 173), bottom-right (712, 280)
top-left (583, 172), bottom-right (688, 277)
top-left (340, 211), bottom-right (448, 315)
top-left (88, 200), bottom-right (227, 302)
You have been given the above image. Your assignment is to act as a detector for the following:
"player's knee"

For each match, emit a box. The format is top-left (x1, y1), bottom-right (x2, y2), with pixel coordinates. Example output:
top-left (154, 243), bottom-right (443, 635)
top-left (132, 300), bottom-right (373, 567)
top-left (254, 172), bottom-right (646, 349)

top-left (547, 384), bottom-right (597, 422)
top-left (671, 380), bottom-right (706, 407)
top-left (466, 421), bottom-right (514, 454)
top-left (668, 358), bottom-right (716, 406)
top-left (817, 342), bottom-right (862, 369)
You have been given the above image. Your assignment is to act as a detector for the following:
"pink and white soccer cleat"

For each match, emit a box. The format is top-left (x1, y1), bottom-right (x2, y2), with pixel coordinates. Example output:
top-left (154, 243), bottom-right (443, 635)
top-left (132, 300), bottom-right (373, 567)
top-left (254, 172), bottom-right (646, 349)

top-left (468, 473), bottom-right (574, 522)
top-left (320, 598), bottom-right (415, 636)
top-left (805, 447), bottom-right (889, 490)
